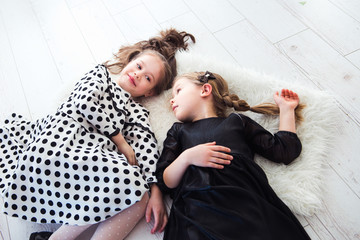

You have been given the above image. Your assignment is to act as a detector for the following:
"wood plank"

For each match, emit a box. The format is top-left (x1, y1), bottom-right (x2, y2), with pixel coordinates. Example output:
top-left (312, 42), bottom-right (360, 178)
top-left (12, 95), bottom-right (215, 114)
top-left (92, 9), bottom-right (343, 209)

top-left (1, 0), bottom-right (64, 120)
top-left (276, 29), bottom-right (360, 124)
top-left (346, 50), bottom-right (360, 70)
top-left (102, 0), bottom-right (142, 16)
top-left (304, 225), bottom-right (321, 240)
top-left (70, 0), bottom-right (127, 63)
top-left (30, 0), bottom-right (96, 85)
top-left (329, 0), bottom-right (360, 22)
top-left (143, 0), bottom-right (189, 24)
top-left (112, 4), bottom-right (162, 44)
top-left (307, 163), bottom-right (360, 240)
top-left (324, 115), bottom-right (360, 196)
top-left (277, 0), bottom-right (360, 55)
top-left (160, 11), bottom-right (237, 64)
top-left (184, 0), bottom-right (245, 33)
top-left (228, 0), bottom-right (306, 43)
top-left (214, 20), bottom-right (314, 85)
top-left (305, 214), bottom-right (335, 240)
top-left (0, 9), bottom-right (30, 120)
top-left (65, 0), bottom-right (90, 9)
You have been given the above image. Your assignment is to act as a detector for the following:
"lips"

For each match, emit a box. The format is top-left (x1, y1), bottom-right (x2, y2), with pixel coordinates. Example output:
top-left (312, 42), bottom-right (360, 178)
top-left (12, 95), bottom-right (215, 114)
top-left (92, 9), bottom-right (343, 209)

top-left (172, 105), bottom-right (178, 112)
top-left (128, 74), bottom-right (136, 86)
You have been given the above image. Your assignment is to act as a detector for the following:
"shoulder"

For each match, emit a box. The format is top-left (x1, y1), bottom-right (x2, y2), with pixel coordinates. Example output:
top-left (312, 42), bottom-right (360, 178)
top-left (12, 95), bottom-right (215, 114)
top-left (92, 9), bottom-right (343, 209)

top-left (171, 122), bottom-right (183, 131)
top-left (229, 112), bottom-right (260, 126)
top-left (76, 64), bottom-right (110, 87)
top-left (227, 112), bottom-right (247, 125)
top-left (166, 122), bottom-right (183, 136)
top-left (128, 99), bottom-right (150, 117)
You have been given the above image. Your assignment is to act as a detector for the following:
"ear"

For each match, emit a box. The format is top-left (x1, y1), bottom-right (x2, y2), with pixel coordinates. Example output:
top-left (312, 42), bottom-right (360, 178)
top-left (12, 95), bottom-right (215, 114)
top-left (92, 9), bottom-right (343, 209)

top-left (144, 89), bottom-right (155, 97)
top-left (200, 83), bottom-right (212, 97)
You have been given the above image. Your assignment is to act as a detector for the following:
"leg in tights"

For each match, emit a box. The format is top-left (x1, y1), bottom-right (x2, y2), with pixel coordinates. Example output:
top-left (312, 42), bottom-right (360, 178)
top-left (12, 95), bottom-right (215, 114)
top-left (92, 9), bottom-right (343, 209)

top-left (49, 224), bottom-right (93, 240)
top-left (90, 193), bottom-right (149, 240)
top-left (49, 193), bottom-right (149, 240)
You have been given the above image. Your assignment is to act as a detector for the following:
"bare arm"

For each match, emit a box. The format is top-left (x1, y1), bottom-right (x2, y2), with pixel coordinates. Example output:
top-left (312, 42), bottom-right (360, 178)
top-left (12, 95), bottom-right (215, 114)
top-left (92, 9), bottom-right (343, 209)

top-left (163, 142), bottom-right (233, 188)
top-left (273, 89), bottom-right (299, 133)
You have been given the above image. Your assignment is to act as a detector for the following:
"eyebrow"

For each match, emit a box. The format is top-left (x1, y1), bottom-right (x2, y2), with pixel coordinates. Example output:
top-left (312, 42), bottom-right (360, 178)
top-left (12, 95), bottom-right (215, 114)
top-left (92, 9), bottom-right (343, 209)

top-left (139, 60), bottom-right (155, 81)
top-left (172, 82), bottom-right (181, 95)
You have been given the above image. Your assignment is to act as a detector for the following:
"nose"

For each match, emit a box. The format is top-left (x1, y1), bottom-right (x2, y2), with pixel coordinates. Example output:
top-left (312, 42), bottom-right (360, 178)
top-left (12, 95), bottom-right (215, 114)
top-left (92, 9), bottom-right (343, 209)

top-left (134, 71), bottom-right (140, 79)
top-left (170, 99), bottom-right (174, 105)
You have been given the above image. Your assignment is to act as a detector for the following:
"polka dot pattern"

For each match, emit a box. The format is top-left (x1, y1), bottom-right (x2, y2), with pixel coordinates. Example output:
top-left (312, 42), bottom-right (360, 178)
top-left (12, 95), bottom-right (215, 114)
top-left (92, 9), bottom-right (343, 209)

top-left (0, 65), bottom-right (159, 225)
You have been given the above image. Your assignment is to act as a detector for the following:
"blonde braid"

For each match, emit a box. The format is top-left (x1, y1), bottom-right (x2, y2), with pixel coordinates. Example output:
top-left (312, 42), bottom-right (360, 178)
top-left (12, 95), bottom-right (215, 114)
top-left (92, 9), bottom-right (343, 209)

top-left (222, 93), bottom-right (251, 112)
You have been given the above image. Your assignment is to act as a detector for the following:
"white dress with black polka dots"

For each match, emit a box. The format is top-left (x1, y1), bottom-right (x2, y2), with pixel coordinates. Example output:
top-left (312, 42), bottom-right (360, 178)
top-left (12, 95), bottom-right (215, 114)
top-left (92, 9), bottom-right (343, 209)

top-left (0, 65), bottom-right (159, 225)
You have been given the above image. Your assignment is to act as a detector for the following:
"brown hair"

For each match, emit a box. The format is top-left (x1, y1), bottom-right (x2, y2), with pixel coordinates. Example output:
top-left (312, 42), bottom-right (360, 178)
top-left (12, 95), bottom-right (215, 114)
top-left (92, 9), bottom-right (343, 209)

top-left (176, 72), bottom-right (304, 123)
top-left (104, 28), bottom-right (195, 95)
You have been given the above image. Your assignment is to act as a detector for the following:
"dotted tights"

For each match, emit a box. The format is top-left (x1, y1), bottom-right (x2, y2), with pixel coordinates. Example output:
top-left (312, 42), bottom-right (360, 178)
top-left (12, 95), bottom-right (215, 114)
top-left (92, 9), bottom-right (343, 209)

top-left (49, 193), bottom-right (149, 240)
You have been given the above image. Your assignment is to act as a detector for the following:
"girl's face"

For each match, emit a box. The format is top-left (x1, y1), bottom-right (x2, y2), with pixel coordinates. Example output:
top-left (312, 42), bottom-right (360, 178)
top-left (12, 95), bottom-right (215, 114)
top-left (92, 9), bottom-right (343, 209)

top-left (117, 53), bottom-right (163, 97)
top-left (170, 77), bottom-right (203, 122)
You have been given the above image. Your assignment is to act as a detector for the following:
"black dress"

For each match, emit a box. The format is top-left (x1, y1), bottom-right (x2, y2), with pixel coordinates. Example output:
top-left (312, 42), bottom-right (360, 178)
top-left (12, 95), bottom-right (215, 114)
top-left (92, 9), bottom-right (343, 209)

top-left (156, 113), bottom-right (311, 240)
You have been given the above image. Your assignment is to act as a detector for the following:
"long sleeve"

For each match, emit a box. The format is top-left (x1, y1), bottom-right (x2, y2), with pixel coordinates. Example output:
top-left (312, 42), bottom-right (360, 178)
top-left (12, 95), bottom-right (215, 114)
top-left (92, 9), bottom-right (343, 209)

top-left (155, 123), bottom-right (182, 194)
top-left (123, 108), bottom-right (160, 184)
top-left (60, 65), bottom-right (123, 138)
top-left (240, 114), bottom-right (302, 165)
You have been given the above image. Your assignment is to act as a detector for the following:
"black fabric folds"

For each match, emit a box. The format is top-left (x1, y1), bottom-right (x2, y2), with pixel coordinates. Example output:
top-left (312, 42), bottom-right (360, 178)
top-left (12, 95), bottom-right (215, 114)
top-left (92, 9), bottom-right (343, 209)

top-left (156, 113), bottom-right (310, 240)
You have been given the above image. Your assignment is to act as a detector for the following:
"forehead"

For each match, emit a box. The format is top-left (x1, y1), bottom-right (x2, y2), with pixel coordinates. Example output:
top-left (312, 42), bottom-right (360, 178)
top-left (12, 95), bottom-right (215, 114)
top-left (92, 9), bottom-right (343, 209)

top-left (172, 77), bottom-right (193, 93)
top-left (173, 77), bottom-right (188, 88)
top-left (136, 53), bottom-right (164, 78)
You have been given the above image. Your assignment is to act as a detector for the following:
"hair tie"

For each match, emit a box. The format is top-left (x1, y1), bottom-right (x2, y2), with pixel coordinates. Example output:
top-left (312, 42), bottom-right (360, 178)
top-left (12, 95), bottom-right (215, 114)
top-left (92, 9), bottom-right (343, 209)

top-left (198, 71), bottom-right (216, 83)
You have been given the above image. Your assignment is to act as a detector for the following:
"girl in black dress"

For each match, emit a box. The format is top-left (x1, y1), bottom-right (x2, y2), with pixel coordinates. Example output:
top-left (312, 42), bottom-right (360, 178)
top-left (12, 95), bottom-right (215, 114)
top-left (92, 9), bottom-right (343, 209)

top-left (0, 29), bottom-right (195, 240)
top-left (156, 71), bottom-right (310, 240)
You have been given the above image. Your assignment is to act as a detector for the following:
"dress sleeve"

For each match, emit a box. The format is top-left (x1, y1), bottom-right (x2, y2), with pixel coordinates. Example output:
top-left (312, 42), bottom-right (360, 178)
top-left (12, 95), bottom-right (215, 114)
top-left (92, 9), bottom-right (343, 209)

top-left (155, 123), bottom-right (182, 194)
top-left (240, 114), bottom-right (302, 165)
top-left (65, 66), bottom-right (120, 138)
top-left (123, 114), bottom-right (160, 185)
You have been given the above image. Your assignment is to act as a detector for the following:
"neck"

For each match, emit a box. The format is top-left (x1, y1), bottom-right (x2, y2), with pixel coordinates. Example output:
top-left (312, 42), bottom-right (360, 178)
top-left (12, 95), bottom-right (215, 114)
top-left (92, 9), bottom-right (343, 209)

top-left (192, 108), bottom-right (218, 122)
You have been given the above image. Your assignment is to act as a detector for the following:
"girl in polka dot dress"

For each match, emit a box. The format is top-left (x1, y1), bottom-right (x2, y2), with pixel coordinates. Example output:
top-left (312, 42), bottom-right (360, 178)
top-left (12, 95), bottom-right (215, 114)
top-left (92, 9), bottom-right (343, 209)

top-left (0, 29), bottom-right (195, 240)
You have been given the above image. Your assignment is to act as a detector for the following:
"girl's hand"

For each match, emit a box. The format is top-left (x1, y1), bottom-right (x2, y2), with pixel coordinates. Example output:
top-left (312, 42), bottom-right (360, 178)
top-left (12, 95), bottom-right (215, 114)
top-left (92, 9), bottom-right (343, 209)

top-left (183, 142), bottom-right (233, 169)
top-left (273, 89), bottom-right (299, 111)
top-left (111, 133), bottom-right (137, 165)
top-left (117, 141), bottom-right (137, 165)
top-left (274, 89), bottom-right (299, 133)
top-left (145, 185), bottom-right (168, 234)
top-left (163, 142), bottom-right (233, 189)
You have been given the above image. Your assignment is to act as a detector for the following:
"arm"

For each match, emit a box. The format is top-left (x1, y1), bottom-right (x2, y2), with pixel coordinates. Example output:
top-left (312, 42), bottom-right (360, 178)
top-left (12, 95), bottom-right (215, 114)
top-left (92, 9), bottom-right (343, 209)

top-left (241, 89), bottom-right (302, 164)
top-left (273, 89), bottom-right (299, 133)
top-left (163, 142), bottom-right (233, 189)
top-left (145, 184), bottom-right (168, 233)
top-left (67, 66), bottom-right (120, 137)
top-left (111, 133), bottom-right (136, 165)
top-left (122, 107), bottom-right (159, 182)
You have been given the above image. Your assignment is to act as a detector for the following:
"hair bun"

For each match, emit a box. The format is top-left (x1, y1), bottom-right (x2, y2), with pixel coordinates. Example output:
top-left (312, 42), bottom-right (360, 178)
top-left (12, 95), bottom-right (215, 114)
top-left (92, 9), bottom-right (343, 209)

top-left (159, 28), bottom-right (196, 51)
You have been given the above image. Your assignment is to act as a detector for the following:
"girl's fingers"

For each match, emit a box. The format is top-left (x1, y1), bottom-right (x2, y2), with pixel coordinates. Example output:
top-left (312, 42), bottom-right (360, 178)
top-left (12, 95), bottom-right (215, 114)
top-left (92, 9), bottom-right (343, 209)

top-left (209, 156), bottom-right (232, 166)
top-left (280, 89), bottom-right (299, 100)
top-left (211, 145), bottom-right (232, 153)
top-left (212, 151), bottom-right (233, 160)
top-left (208, 163), bottom-right (225, 169)
top-left (160, 215), bottom-right (168, 232)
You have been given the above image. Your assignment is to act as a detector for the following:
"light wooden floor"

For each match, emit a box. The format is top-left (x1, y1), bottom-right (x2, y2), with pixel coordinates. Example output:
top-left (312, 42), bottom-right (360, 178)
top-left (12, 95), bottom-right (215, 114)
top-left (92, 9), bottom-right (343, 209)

top-left (1, 0), bottom-right (360, 239)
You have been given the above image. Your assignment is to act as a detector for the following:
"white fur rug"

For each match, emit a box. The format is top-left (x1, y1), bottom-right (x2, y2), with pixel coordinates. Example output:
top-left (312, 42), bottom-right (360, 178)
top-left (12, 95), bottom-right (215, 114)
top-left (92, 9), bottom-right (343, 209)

top-left (141, 52), bottom-right (340, 217)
